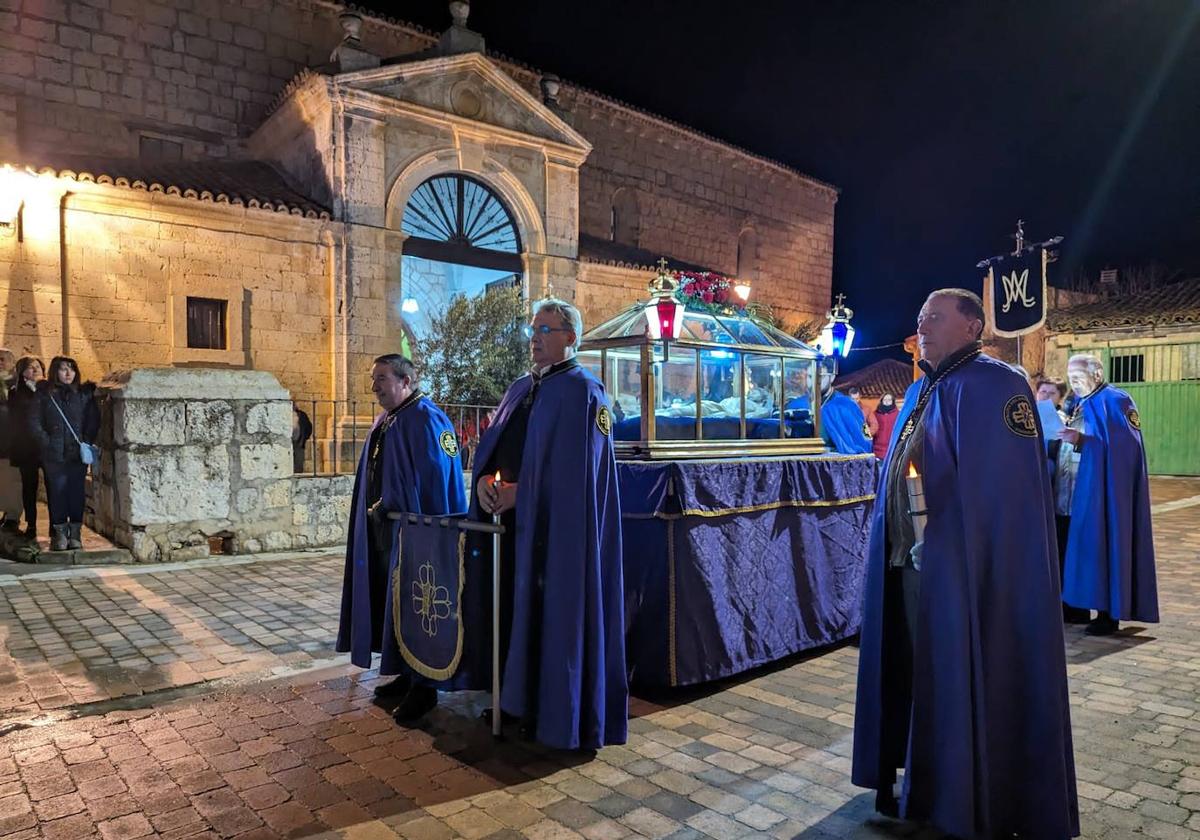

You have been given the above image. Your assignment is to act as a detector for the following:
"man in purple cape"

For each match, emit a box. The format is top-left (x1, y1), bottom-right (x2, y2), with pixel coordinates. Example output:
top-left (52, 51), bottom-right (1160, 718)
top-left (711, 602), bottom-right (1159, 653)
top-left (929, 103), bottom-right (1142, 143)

top-left (852, 289), bottom-right (1079, 839)
top-left (1057, 354), bottom-right (1158, 636)
top-left (335, 354), bottom-right (467, 721)
top-left (470, 298), bottom-right (627, 751)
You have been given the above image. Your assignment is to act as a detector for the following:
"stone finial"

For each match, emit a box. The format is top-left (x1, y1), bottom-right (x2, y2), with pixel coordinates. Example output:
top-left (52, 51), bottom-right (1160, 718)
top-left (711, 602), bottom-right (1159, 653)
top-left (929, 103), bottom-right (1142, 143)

top-left (438, 0), bottom-right (485, 55)
top-left (331, 10), bottom-right (380, 71)
top-left (540, 74), bottom-right (561, 107)
top-left (338, 11), bottom-right (363, 42)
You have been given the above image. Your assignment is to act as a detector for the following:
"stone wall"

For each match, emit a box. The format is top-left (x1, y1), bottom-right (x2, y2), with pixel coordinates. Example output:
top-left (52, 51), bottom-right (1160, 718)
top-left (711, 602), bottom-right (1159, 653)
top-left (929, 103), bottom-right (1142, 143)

top-left (91, 367), bottom-right (350, 562)
top-left (3, 0), bottom-right (837, 335)
top-left (0, 180), bottom-right (334, 406)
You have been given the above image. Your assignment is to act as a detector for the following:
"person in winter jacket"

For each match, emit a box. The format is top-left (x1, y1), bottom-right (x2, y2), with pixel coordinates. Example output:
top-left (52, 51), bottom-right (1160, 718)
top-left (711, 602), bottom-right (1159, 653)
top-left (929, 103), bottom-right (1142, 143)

top-left (0, 348), bottom-right (21, 531)
top-left (29, 356), bottom-right (99, 551)
top-left (7, 356), bottom-right (45, 537)
top-left (867, 392), bottom-right (900, 461)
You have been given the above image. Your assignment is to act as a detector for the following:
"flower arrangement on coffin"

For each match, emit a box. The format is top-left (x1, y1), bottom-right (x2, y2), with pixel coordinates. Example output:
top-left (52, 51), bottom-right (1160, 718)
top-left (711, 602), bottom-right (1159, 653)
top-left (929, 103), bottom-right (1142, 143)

top-left (674, 271), bottom-right (745, 316)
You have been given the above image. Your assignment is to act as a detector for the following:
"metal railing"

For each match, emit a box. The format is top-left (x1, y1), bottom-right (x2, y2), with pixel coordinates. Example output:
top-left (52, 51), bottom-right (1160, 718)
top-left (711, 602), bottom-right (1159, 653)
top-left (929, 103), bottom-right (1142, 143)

top-left (291, 400), bottom-right (497, 476)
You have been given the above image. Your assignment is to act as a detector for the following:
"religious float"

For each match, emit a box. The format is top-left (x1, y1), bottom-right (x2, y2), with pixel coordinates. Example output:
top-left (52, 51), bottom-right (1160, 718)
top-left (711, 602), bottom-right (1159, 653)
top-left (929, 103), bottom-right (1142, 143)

top-left (578, 264), bottom-right (876, 689)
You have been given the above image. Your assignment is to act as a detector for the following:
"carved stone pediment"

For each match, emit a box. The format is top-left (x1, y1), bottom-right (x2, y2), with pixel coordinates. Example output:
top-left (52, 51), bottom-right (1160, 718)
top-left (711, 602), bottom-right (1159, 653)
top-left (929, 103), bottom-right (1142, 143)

top-left (338, 53), bottom-right (590, 161)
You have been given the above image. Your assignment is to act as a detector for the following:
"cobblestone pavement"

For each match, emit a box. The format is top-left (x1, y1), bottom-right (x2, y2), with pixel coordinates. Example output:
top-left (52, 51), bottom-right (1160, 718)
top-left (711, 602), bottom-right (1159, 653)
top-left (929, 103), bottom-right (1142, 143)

top-left (1, 479), bottom-right (1198, 839)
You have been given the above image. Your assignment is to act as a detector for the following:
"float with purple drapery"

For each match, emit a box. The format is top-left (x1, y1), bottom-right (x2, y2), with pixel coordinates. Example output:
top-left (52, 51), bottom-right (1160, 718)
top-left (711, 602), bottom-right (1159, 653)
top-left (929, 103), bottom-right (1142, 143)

top-left (578, 263), bottom-right (875, 688)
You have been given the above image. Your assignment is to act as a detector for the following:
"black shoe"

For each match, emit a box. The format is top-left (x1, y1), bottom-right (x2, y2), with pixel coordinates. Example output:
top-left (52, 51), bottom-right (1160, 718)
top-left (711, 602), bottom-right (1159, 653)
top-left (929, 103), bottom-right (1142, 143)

top-left (21, 525), bottom-right (36, 539)
top-left (518, 719), bottom-right (538, 741)
top-left (392, 685), bottom-right (437, 722)
top-left (373, 675), bottom-right (412, 698)
top-left (874, 789), bottom-right (900, 818)
top-left (1063, 605), bottom-right (1091, 624)
top-left (1085, 615), bottom-right (1119, 636)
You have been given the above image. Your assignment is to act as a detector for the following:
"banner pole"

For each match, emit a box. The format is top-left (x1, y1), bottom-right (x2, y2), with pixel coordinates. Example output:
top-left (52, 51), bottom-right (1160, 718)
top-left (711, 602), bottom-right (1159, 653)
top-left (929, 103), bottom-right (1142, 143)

top-left (491, 516), bottom-right (502, 738)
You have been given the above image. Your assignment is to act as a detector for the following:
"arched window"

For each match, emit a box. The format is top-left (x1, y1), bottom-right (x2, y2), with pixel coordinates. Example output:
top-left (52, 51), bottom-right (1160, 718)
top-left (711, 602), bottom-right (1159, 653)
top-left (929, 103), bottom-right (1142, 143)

top-left (401, 174), bottom-right (522, 272)
top-left (610, 188), bottom-right (640, 246)
top-left (737, 228), bottom-right (758, 281)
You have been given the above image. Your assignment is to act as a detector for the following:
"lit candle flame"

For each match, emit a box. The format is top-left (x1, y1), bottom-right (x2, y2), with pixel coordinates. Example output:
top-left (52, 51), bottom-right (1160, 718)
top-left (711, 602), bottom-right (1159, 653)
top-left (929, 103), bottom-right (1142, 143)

top-left (907, 463), bottom-right (919, 479)
top-left (494, 470), bottom-right (502, 486)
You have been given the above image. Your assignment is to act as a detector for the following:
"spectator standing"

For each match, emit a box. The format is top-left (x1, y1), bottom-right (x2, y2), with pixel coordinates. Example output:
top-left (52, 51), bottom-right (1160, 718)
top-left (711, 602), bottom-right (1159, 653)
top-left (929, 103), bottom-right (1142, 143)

top-left (29, 357), bottom-right (99, 551)
top-left (867, 392), bottom-right (900, 461)
top-left (8, 357), bottom-right (46, 538)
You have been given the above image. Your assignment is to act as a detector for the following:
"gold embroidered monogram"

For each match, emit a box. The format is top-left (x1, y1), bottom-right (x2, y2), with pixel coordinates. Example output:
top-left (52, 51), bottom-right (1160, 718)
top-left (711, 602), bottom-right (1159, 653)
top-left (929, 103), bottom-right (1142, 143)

top-left (596, 404), bottom-right (612, 436)
top-left (1126, 408), bottom-right (1141, 430)
top-left (412, 562), bottom-right (452, 637)
top-left (438, 430), bottom-right (459, 457)
top-left (1004, 395), bottom-right (1038, 437)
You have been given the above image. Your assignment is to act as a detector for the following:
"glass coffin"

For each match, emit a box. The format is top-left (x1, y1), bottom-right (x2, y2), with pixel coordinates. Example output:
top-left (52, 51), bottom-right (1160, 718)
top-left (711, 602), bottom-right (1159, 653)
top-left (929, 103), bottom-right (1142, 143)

top-left (580, 292), bottom-right (824, 460)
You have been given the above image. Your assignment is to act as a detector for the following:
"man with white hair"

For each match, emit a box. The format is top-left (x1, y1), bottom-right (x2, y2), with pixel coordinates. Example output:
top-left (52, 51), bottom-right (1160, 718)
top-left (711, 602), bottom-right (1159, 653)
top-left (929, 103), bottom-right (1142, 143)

top-left (1056, 353), bottom-right (1158, 635)
top-left (469, 297), bottom-right (627, 750)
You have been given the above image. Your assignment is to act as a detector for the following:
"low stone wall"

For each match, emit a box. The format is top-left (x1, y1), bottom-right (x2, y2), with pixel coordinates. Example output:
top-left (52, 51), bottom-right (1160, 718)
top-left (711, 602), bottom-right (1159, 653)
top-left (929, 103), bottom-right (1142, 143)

top-left (89, 368), bottom-right (351, 563)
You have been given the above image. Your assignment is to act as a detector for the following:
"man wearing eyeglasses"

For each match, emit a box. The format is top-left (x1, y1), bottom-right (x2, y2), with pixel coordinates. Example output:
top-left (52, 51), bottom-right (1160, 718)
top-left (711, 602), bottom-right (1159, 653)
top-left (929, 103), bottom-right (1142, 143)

top-left (465, 297), bottom-right (628, 750)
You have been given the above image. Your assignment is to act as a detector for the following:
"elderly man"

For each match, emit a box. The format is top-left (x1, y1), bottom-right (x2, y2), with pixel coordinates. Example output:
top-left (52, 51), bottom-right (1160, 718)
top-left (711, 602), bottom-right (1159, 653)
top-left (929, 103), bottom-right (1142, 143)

top-left (853, 289), bottom-right (1078, 840)
top-left (336, 354), bottom-right (467, 721)
top-left (1057, 354), bottom-right (1158, 636)
top-left (470, 298), bottom-right (627, 750)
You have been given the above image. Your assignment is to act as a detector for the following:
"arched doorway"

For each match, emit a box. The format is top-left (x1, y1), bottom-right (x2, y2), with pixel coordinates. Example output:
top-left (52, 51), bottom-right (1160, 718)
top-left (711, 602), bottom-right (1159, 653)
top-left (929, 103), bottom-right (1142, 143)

top-left (400, 173), bottom-right (523, 340)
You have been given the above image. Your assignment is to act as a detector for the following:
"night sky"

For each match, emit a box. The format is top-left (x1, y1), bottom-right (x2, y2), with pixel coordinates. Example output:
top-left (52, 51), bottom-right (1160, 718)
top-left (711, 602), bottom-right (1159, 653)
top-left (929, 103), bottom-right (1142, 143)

top-left (371, 0), bottom-right (1200, 369)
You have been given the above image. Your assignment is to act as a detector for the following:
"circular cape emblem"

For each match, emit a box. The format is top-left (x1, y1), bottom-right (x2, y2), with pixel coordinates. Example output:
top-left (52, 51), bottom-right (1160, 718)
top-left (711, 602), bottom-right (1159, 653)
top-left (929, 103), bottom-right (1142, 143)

top-left (862, 422), bottom-right (872, 439)
top-left (438, 430), bottom-right (459, 457)
top-left (596, 404), bottom-right (612, 436)
top-left (1003, 395), bottom-right (1038, 438)
top-left (1126, 408), bottom-right (1141, 430)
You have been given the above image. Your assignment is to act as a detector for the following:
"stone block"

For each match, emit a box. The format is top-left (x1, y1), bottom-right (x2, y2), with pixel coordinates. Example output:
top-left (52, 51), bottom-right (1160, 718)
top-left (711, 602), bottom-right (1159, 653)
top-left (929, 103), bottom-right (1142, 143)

top-left (239, 444), bottom-right (291, 481)
top-left (263, 480), bottom-right (290, 509)
top-left (263, 531), bottom-right (292, 551)
top-left (244, 401), bottom-right (290, 436)
top-left (184, 400), bottom-right (234, 444)
top-left (236, 488), bottom-right (260, 514)
top-left (292, 503), bottom-right (310, 526)
top-left (112, 400), bottom-right (185, 446)
top-left (121, 446), bottom-right (230, 525)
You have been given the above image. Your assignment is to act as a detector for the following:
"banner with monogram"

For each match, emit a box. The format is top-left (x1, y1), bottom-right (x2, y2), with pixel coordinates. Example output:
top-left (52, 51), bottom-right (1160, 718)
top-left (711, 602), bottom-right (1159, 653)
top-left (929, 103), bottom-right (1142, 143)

top-left (985, 247), bottom-right (1048, 337)
top-left (392, 518), bottom-right (466, 680)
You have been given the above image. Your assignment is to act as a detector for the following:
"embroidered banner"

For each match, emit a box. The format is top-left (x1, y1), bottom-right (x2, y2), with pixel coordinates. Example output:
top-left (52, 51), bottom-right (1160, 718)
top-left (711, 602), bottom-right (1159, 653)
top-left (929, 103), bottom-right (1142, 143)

top-left (392, 519), bottom-right (466, 680)
top-left (986, 248), bottom-right (1048, 337)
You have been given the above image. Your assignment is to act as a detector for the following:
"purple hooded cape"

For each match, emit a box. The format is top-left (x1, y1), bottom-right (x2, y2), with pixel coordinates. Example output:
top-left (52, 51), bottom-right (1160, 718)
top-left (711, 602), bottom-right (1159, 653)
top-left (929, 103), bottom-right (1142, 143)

top-left (336, 396), bottom-right (467, 669)
top-left (852, 354), bottom-right (1079, 840)
top-left (469, 365), bottom-right (628, 750)
top-left (1062, 384), bottom-right (1158, 621)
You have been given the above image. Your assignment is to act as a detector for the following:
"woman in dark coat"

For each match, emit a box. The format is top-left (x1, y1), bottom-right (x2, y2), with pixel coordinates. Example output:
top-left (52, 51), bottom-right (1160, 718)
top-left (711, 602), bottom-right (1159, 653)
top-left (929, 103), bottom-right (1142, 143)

top-left (29, 356), bottom-right (99, 551)
top-left (8, 356), bottom-right (46, 538)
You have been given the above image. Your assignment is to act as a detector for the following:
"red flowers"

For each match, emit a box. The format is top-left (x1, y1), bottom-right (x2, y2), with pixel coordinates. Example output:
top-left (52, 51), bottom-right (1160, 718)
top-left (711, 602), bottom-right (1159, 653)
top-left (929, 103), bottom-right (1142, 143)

top-left (676, 271), bottom-right (737, 310)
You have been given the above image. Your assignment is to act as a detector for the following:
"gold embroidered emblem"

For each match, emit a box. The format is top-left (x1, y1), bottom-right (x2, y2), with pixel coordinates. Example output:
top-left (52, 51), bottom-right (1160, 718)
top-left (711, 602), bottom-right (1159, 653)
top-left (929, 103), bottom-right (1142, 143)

top-left (596, 404), bottom-right (612, 436)
top-left (899, 417), bottom-right (915, 442)
top-left (1126, 408), bottom-right (1141, 430)
top-left (1004, 395), bottom-right (1038, 438)
top-left (411, 562), bottom-right (452, 637)
top-left (862, 422), bottom-right (872, 438)
top-left (438, 430), bottom-right (459, 457)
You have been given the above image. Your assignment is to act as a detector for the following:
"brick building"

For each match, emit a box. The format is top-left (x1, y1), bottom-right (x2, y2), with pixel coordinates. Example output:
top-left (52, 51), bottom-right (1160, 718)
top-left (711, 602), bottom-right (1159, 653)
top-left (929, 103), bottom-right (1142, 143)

top-left (0, 1), bottom-right (838, 439)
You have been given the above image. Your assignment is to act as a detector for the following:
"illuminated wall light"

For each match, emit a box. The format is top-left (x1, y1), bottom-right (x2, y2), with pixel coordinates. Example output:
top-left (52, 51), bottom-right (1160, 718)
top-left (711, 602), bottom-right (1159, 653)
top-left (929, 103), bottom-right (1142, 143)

top-left (401, 298), bottom-right (419, 313)
top-left (0, 164), bottom-right (33, 229)
top-left (733, 282), bottom-right (751, 301)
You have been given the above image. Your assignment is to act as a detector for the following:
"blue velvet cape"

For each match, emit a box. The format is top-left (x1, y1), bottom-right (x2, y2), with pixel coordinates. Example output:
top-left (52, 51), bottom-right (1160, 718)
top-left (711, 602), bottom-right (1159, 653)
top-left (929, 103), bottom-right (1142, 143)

top-left (336, 396), bottom-right (467, 670)
top-left (469, 365), bottom-right (628, 750)
top-left (852, 354), bottom-right (1079, 840)
top-left (786, 392), bottom-right (873, 454)
top-left (1062, 385), bottom-right (1158, 621)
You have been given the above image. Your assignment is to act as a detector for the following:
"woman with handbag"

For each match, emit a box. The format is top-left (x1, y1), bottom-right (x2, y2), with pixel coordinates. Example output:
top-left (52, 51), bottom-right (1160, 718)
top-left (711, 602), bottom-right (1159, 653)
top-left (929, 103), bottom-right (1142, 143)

top-left (29, 356), bottom-right (100, 551)
top-left (8, 356), bottom-right (46, 538)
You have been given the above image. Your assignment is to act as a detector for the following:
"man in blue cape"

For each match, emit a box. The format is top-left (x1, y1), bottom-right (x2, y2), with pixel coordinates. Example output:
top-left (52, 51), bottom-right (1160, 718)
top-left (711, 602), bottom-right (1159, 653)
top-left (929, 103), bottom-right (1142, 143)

top-left (1057, 354), bottom-right (1158, 636)
top-left (786, 359), bottom-right (873, 454)
top-left (852, 289), bottom-right (1079, 839)
top-left (335, 354), bottom-right (467, 721)
top-left (469, 298), bottom-right (627, 750)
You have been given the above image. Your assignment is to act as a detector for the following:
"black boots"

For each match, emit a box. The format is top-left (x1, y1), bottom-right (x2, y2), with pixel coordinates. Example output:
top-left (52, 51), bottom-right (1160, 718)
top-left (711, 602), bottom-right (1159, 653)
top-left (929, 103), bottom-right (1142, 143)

top-left (67, 523), bottom-right (82, 550)
top-left (1086, 612), bottom-right (1120, 636)
top-left (51, 524), bottom-right (70, 551)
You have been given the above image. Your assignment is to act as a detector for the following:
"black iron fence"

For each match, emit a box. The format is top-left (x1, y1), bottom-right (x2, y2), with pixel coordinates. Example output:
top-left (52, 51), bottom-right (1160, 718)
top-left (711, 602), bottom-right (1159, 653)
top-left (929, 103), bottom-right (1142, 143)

top-left (291, 400), bottom-right (497, 476)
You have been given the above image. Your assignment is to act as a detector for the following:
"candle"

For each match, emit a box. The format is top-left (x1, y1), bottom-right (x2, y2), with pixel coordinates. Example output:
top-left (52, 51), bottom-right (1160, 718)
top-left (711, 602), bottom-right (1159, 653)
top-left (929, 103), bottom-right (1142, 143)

top-left (906, 463), bottom-right (927, 544)
top-left (492, 471), bottom-right (502, 522)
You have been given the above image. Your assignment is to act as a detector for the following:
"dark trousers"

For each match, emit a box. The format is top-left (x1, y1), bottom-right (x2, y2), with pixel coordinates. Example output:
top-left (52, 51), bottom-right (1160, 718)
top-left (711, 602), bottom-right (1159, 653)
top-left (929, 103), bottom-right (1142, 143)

top-left (44, 462), bottom-right (86, 525)
top-left (19, 464), bottom-right (43, 529)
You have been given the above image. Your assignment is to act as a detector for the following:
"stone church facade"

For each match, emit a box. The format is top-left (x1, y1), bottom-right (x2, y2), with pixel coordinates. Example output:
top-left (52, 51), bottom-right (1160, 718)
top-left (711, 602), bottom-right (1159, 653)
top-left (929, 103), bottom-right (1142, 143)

top-left (1, 0), bottom-right (838, 429)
